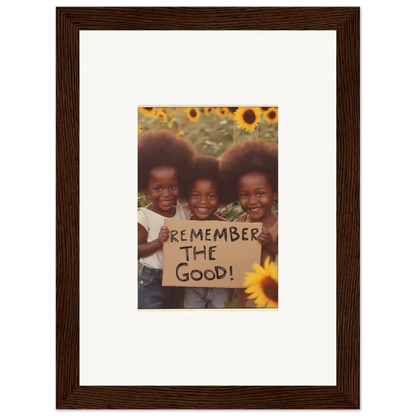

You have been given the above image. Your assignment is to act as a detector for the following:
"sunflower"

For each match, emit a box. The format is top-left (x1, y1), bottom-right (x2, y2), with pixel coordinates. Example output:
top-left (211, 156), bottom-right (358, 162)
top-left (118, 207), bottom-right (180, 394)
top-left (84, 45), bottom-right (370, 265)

top-left (139, 107), bottom-right (157, 117)
top-left (186, 107), bottom-right (201, 122)
top-left (154, 109), bottom-right (167, 122)
top-left (244, 257), bottom-right (278, 308)
top-left (235, 107), bottom-right (261, 132)
top-left (138, 125), bottom-right (143, 134)
top-left (169, 117), bottom-right (180, 130)
top-left (227, 107), bottom-right (239, 120)
top-left (204, 107), bottom-right (213, 117)
top-left (178, 130), bottom-right (185, 137)
top-left (215, 107), bottom-right (228, 118)
top-left (263, 108), bottom-right (278, 124)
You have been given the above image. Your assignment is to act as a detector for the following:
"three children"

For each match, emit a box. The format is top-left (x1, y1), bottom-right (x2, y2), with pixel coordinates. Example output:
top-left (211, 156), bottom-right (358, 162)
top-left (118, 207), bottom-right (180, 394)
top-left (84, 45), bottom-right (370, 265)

top-left (138, 129), bottom-right (278, 309)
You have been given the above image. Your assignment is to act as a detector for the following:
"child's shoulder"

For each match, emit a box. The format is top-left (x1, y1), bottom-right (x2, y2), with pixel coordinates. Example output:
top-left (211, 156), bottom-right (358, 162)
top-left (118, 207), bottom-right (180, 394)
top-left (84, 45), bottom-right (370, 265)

top-left (138, 206), bottom-right (152, 215)
top-left (138, 207), bottom-right (151, 228)
top-left (138, 206), bottom-right (160, 220)
top-left (176, 203), bottom-right (192, 219)
top-left (233, 213), bottom-right (248, 222)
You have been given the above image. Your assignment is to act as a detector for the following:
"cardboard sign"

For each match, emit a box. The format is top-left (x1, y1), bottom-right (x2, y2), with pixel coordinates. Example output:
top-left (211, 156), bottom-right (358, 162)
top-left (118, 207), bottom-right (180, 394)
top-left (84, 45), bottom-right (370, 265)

top-left (162, 220), bottom-right (262, 288)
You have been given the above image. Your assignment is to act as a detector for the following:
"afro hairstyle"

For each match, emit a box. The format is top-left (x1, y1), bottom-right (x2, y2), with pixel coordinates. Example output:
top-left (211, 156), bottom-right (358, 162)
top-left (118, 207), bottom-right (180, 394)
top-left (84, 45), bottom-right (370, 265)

top-left (219, 139), bottom-right (278, 203)
top-left (138, 130), bottom-right (195, 197)
top-left (183, 154), bottom-right (226, 205)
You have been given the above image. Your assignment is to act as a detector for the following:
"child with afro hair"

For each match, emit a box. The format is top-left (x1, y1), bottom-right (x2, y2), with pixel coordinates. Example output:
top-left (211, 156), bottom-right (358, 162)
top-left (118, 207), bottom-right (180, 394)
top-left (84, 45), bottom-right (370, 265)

top-left (184, 154), bottom-right (227, 221)
top-left (138, 130), bottom-right (195, 309)
top-left (219, 139), bottom-right (278, 308)
top-left (182, 154), bottom-right (230, 308)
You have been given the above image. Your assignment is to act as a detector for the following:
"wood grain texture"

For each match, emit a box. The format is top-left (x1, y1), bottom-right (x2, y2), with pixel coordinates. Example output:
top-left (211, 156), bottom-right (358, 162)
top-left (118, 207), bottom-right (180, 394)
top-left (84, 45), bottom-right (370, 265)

top-left (56, 7), bottom-right (360, 409)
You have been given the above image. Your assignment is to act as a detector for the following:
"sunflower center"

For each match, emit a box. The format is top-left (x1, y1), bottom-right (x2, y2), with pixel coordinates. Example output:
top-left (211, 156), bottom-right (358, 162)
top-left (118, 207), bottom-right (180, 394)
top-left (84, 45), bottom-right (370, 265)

top-left (190, 109), bottom-right (197, 117)
top-left (144, 107), bottom-right (154, 111)
top-left (228, 107), bottom-right (238, 113)
top-left (243, 110), bottom-right (256, 124)
top-left (268, 111), bottom-right (276, 119)
top-left (261, 277), bottom-right (278, 302)
top-left (261, 107), bottom-right (269, 111)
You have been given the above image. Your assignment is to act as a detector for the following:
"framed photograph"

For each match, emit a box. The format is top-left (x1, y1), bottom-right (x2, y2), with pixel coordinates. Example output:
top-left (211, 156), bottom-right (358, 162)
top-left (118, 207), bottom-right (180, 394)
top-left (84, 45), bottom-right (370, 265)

top-left (57, 7), bottom-right (359, 409)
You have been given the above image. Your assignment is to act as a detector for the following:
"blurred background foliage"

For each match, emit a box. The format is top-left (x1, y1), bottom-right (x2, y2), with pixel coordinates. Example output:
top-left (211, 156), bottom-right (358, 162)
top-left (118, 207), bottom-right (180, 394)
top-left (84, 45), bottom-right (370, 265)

top-left (138, 107), bottom-right (278, 221)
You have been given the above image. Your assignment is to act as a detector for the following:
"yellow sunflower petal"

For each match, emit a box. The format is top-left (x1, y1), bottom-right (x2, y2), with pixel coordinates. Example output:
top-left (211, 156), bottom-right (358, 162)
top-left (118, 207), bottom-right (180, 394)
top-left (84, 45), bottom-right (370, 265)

top-left (227, 107), bottom-right (238, 120)
top-left (204, 107), bottom-right (213, 117)
top-left (267, 264), bottom-right (277, 281)
top-left (215, 107), bottom-right (228, 118)
top-left (244, 271), bottom-right (261, 279)
top-left (244, 280), bottom-right (261, 289)
top-left (154, 110), bottom-right (167, 122)
top-left (243, 274), bottom-right (264, 285)
top-left (139, 107), bottom-right (157, 117)
top-left (271, 267), bottom-right (278, 282)
top-left (244, 286), bottom-right (262, 295)
top-left (246, 289), bottom-right (263, 299)
top-left (254, 294), bottom-right (269, 308)
top-left (252, 262), bottom-right (268, 277)
top-left (267, 300), bottom-right (278, 308)
top-left (245, 284), bottom-right (262, 294)
top-left (264, 256), bottom-right (271, 270)
top-left (262, 257), bottom-right (277, 281)
top-left (244, 282), bottom-right (261, 293)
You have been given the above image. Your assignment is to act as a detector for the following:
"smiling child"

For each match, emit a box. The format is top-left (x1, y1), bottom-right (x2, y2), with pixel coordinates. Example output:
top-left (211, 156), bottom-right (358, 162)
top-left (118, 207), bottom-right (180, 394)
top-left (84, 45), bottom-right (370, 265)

top-left (138, 130), bottom-right (195, 309)
top-left (183, 155), bottom-right (230, 308)
top-left (219, 139), bottom-right (278, 307)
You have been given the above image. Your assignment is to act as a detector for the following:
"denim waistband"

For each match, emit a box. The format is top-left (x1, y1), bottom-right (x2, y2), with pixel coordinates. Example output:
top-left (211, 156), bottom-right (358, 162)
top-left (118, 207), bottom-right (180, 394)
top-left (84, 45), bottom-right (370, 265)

top-left (140, 265), bottom-right (163, 278)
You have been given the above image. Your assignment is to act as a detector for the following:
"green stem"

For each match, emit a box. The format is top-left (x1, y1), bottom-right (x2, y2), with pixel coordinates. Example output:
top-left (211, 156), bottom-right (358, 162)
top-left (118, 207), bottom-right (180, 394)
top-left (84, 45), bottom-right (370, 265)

top-left (233, 120), bottom-right (237, 143)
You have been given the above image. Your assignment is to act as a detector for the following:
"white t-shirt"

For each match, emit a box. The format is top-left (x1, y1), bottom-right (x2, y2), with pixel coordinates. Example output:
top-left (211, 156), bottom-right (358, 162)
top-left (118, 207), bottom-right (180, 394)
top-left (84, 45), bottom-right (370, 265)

top-left (138, 204), bottom-right (190, 269)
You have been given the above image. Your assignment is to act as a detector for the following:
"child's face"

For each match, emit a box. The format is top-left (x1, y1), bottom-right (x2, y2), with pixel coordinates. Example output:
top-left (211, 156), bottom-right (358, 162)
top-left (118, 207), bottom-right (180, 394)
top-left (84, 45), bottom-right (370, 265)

top-left (238, 171), bottom-right (277, 221)
top-left (188, 179), bottom-right (219, 220)
top-left (146, 166), bottom-right (179, 212)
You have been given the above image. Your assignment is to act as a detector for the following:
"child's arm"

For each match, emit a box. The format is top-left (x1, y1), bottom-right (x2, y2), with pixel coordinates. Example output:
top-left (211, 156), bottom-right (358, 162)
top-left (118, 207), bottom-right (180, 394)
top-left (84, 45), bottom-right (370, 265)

top-left (138, 224), bottom-right (170, 258)
top-left (265, 239), bottom-right (278, 256)
top-left (258, 228), bottom-right (278, 256)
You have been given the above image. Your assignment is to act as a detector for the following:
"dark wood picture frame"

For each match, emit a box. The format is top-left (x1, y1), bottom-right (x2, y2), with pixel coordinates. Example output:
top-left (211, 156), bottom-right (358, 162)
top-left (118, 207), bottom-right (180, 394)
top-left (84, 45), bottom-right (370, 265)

top-left (56, 7), bottom-right (359, 409)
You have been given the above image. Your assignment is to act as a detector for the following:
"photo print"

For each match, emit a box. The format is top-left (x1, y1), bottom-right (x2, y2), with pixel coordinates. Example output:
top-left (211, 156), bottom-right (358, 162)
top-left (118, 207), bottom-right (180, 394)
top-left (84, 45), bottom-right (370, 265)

top-left (138, 107), bottom-right (278, 309)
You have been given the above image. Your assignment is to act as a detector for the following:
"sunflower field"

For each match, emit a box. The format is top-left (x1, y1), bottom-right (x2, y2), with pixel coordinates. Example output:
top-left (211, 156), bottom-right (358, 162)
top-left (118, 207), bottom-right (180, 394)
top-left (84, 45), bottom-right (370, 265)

top-left (138, 106), bottom-right (278, 222)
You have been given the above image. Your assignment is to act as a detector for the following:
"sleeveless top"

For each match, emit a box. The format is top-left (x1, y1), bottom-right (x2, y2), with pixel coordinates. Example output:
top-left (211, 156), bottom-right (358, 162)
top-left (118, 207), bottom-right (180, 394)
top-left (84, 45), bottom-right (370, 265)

top-left (138, 204), bottom-right (190, 269)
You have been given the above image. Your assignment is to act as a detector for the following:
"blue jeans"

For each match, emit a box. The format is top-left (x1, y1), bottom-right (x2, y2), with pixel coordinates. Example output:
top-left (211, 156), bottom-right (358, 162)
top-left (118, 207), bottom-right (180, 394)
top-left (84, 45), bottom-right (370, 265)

top-left (184, 287), bottom-right (231, 309)
top-left (138, 266), bottom-right (184, 309)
